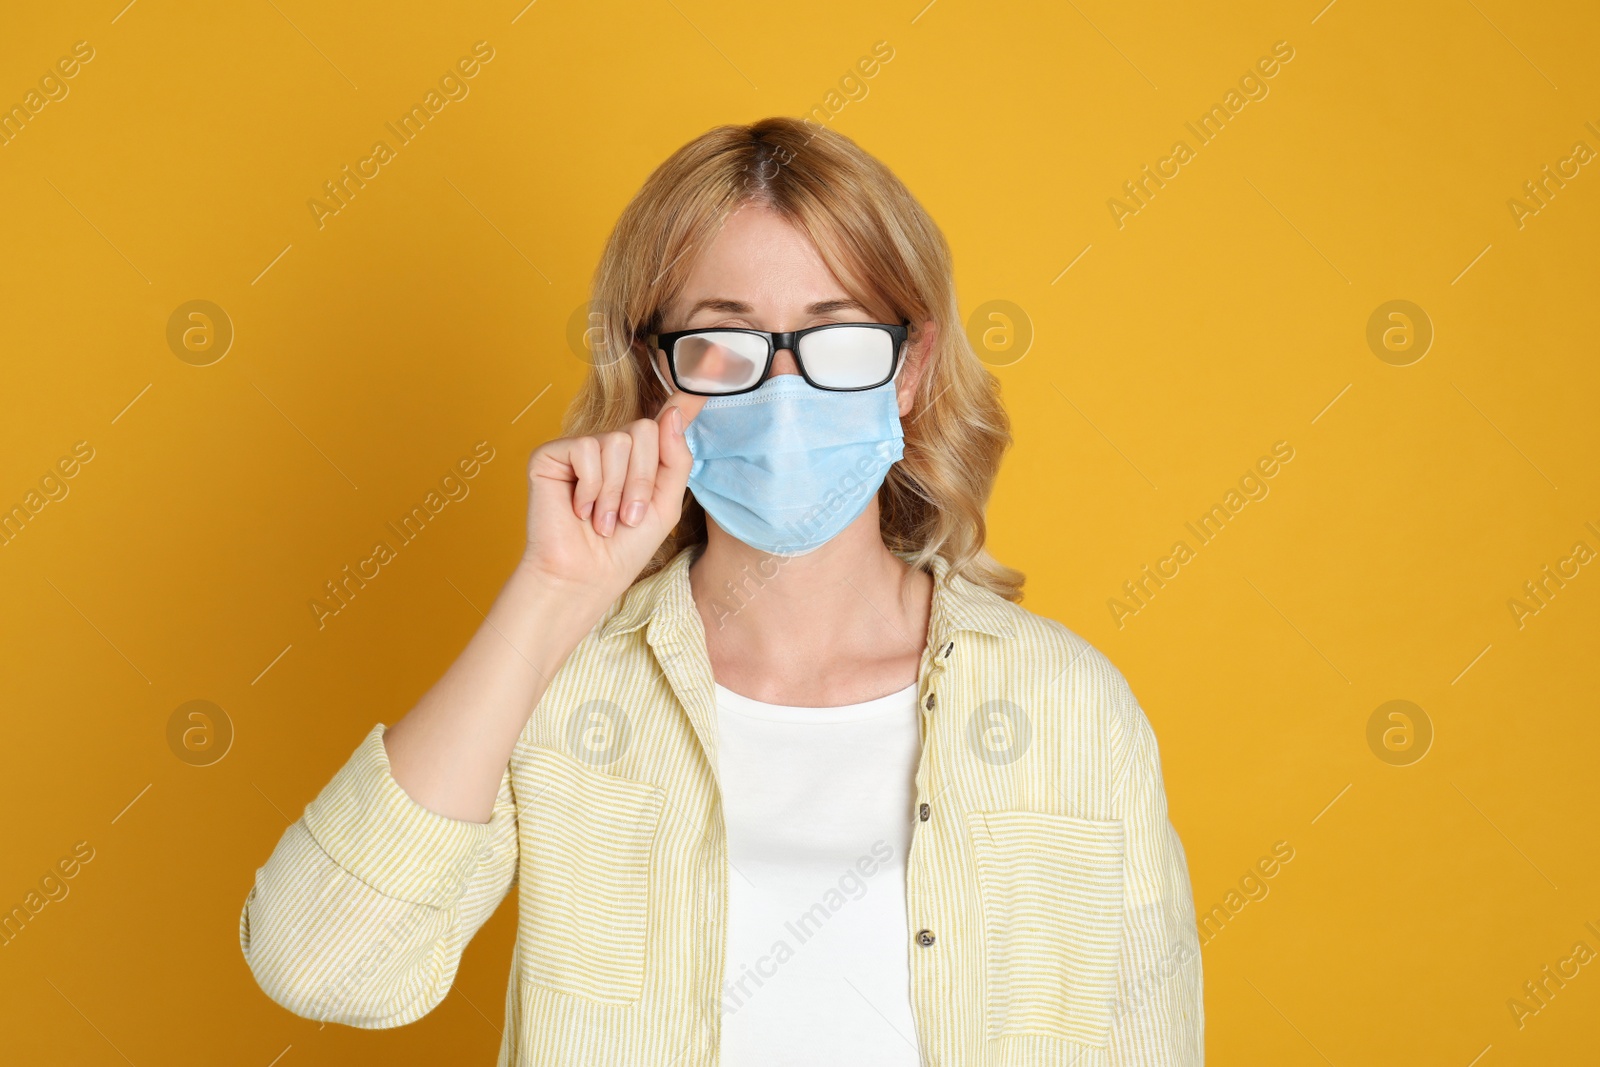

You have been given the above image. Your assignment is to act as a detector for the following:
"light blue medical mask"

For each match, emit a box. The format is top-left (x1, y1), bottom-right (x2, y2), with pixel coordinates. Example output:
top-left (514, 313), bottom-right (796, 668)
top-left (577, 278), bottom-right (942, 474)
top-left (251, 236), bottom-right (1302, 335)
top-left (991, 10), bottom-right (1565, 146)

top-left (683, 374), bottom-right (905, 556)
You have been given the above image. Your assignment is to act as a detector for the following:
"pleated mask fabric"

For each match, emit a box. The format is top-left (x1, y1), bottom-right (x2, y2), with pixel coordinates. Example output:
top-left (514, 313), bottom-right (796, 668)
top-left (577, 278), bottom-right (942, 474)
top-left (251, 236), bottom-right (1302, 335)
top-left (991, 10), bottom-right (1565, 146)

top-left (682, 374), bottom-right (905, 556)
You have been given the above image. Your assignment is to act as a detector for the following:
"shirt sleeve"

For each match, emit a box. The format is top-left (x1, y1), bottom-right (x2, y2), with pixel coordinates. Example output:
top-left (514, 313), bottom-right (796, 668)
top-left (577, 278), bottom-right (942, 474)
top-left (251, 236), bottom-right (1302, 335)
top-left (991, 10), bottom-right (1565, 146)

top-left (239, 723), bottom-right (520, 1028)
top-left (1106, 679), bottom-right (1205, 1064)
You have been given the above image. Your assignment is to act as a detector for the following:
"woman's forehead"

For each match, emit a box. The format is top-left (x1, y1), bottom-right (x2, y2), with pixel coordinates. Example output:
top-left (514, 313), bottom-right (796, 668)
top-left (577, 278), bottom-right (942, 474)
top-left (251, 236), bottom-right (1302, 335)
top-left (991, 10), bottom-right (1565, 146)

top-left (688, 206), bottom-right (832, 282)
top-left (669, 215), bottom-right (887, 323)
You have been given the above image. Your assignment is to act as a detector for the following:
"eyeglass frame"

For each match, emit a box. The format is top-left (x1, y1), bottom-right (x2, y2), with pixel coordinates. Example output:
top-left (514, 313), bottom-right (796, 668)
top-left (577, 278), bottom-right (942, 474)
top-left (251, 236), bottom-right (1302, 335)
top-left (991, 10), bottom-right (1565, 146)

top-left (646, 320), bottom-right (912, 397)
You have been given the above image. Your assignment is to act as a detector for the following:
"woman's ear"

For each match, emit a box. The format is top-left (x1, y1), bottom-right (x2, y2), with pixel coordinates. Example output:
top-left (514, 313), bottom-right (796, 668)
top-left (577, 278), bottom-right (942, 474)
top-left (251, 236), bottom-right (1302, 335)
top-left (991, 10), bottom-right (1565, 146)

top-left (896, 318), bottom-right (938, 418)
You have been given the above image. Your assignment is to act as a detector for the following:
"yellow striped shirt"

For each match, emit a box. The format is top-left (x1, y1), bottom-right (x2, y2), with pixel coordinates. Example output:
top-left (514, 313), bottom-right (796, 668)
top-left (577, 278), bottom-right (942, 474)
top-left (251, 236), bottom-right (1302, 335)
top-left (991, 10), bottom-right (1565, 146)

top-left (240, 544), bottom-right (1204, 1064)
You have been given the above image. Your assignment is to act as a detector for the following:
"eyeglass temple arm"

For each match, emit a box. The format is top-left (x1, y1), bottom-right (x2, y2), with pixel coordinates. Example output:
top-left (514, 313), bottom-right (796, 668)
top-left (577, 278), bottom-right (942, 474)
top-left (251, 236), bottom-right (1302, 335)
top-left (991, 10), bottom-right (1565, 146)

top-left (643, 336), bottom-right (676, 395)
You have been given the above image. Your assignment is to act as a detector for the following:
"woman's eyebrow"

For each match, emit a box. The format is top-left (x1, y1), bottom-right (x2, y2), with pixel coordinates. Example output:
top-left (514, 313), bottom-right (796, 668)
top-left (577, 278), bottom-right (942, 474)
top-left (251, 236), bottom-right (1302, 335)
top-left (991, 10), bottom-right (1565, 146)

top-left (804, 298), bottom-right (870, 316)
top-left (682, 297), bottom-right (871, 319)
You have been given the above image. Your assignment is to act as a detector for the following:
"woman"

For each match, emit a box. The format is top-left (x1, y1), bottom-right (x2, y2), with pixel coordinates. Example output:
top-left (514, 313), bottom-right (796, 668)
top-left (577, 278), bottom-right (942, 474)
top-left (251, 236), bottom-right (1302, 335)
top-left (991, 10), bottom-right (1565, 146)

top-left (241, 116), bottom-right (1204, 1065)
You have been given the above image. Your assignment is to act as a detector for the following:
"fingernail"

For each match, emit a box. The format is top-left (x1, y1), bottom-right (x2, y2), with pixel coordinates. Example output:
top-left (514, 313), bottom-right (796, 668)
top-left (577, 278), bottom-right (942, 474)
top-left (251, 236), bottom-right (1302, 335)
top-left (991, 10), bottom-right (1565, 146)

top-left (600, 510), bottom-right (617, 536)
top-left (580, 501), bottom-right (594, 521)
top-left (622, 500), bottom-right (645, 526)
top-left (671, 408), bottom-right (683, 436)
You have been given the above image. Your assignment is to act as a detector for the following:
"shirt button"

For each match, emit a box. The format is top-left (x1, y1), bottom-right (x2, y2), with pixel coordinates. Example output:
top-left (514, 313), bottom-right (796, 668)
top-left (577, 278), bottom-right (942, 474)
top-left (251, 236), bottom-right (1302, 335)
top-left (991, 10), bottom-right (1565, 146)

top-left (918, 802), bottom-right (931, 822)
top-left (916, 929), bottom-right (936, 947)
top-left (924, 692), bottom-right (937, 711)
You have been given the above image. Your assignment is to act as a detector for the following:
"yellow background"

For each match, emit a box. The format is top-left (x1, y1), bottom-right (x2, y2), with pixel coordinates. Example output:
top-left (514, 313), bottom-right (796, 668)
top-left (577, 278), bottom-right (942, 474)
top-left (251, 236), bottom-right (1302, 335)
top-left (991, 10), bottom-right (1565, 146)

top-left (2, 0), bottom-right (1597, 1063)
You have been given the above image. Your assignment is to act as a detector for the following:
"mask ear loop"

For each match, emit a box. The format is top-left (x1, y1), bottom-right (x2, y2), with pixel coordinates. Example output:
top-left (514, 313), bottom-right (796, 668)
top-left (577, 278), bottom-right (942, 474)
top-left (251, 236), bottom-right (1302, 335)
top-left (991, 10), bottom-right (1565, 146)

top-left (888, 333), bottom-right (912, 384)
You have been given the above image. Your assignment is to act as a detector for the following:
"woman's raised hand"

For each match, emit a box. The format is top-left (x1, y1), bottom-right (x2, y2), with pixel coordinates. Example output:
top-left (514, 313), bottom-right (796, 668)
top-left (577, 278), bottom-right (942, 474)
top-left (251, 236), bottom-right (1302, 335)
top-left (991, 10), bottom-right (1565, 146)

top-left (378, 389), bottom-right (708, 824)
top-left (521, 390), bottom-right (708, 606)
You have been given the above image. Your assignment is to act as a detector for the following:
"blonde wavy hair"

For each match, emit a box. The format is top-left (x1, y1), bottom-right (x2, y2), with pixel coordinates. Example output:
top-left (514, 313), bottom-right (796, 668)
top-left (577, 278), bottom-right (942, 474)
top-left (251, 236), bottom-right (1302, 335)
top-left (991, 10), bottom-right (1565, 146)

top-left (560, 116), bottom-right (1024, 603)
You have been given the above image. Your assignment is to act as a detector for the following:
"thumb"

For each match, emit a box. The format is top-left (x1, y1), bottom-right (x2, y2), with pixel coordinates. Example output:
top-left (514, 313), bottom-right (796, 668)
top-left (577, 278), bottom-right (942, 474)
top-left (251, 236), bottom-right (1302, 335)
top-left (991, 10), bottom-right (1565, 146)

top-left (652, 390), bottom-right (707, 506)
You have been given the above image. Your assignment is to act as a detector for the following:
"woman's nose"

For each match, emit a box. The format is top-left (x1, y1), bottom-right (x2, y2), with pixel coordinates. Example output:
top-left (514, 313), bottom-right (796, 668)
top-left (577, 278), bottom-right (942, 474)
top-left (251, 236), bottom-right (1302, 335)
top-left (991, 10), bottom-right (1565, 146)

top-left (770, 346), bottom-right (801, 378)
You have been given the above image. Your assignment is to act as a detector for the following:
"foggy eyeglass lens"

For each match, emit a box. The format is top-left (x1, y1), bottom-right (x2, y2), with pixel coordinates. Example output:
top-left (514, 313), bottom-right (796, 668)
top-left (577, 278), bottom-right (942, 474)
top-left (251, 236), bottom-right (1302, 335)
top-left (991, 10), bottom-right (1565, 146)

top-left (675, 332), bottom-right (767, 392)
top-left (798, 326), bottom-right (896, 388)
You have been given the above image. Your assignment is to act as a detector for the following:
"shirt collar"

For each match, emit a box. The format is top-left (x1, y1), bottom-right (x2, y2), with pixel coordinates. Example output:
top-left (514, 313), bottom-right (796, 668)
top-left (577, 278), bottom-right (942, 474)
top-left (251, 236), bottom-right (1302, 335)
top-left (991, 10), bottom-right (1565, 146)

top-left (598, 542), bottom-right (1017, 642)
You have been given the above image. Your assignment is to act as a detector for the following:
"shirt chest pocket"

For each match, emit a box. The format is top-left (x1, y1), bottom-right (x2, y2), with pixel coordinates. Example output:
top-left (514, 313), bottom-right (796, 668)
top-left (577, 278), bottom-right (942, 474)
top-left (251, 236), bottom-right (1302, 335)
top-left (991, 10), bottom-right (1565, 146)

top-left (967, 810), bottom-right (1126, 1049)
top-left (513, 745), bottom-right (666, 1005)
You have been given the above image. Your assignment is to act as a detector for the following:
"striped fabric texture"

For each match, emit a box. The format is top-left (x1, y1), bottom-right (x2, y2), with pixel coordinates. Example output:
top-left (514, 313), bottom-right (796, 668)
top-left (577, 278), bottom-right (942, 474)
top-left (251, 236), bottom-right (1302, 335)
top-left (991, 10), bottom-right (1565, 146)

top-left (240, 543), bottom-right (1205, 1065)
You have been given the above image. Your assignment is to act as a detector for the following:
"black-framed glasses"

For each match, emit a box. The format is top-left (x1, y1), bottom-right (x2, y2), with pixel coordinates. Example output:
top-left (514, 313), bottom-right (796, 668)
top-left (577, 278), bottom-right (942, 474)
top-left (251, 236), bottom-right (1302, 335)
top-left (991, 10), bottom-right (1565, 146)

top-left (647, 321), bottom-right (911, 397)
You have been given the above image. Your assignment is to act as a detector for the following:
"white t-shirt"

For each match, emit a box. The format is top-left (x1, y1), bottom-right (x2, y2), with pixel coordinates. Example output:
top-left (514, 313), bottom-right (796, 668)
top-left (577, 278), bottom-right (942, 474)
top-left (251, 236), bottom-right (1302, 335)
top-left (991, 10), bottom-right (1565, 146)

top-left (714, 680), bottom-right (925, 1067)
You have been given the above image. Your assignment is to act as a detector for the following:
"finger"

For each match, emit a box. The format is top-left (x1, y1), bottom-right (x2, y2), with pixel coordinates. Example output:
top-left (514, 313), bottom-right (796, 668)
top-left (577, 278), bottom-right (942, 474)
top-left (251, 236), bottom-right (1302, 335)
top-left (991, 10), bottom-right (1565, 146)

top-left (590, 431), bottom-right (633, 537)
top-left (651, 387), bottom-right (706, 509)
top-left (657, 387), bottom-right (708, 436)
top-left (652, 395), bottom-right (702, 516)
top-left (618, 418), bottom-right (658, 527)
top-left (557, 437), bottom-right (603, 522)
